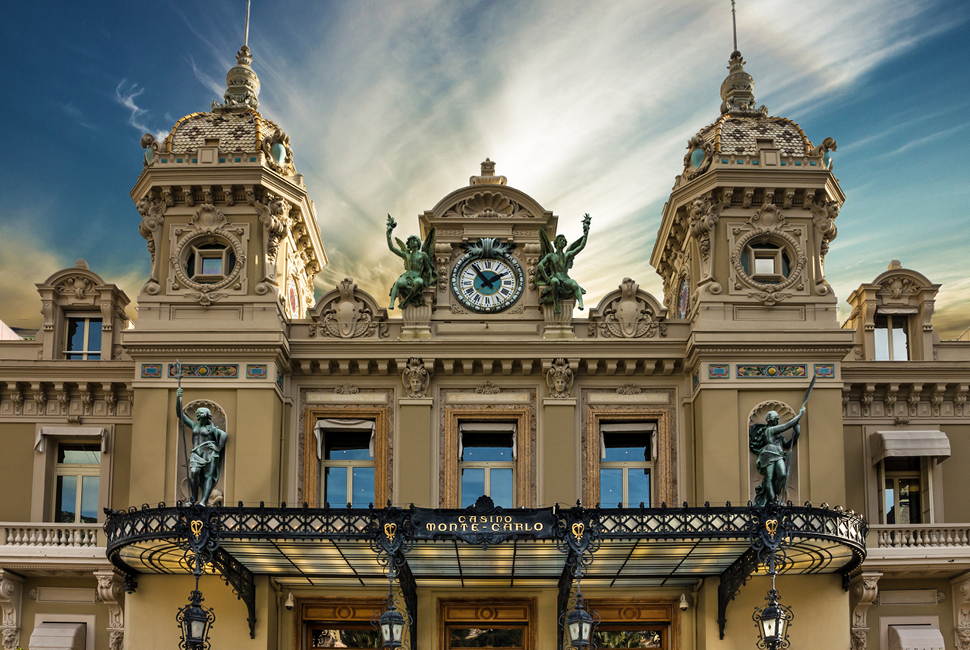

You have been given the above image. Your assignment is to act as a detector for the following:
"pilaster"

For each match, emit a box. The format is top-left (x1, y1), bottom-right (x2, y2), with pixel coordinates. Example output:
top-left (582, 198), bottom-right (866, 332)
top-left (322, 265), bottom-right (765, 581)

top-left (0, 570), bottom-right (24, 650)
top-left (849, 571), bottom-right (881, 650)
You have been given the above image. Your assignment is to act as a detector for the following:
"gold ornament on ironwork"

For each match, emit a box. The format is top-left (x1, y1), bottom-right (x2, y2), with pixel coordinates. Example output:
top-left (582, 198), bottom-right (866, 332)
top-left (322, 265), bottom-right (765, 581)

top-left (765, 519), bottom-right (778, 538)
top-left (190, 519), bottom-right (204, 540)
top-left (384, 522), bottom-right (397, 543)
top-left (571, 522), bottom-right (585, 543)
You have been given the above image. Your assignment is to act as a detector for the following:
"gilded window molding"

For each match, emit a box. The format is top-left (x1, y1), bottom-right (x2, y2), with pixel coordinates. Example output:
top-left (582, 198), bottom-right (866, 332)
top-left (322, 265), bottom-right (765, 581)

top-left (582, 400), bottom-right (676, 507)
top-left (585, 597), bottom-right (680, 650)
top-left (438, 598), bottom-right (537, 650)
top-left (440, 395), bottom-right (536, 508)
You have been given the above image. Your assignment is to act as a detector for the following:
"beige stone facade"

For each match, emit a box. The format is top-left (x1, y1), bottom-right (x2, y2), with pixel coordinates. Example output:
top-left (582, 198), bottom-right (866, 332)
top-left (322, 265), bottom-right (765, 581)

top-left (0, 39), bottom-right (967, 650)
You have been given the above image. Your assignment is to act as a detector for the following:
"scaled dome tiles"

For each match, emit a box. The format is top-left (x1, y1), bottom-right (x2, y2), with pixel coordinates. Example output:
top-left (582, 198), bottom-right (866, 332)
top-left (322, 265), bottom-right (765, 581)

top-left (165, 109), bottom-right (283, 155)
top-left (696, 114), bottom-right (813, 158)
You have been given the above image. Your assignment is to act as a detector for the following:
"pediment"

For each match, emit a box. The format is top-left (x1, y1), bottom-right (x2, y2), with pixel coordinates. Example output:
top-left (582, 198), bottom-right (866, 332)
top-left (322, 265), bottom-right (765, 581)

top-left (423, 184), bottom-right (555, 229)
top-left (309, 278), bottom-right (388, 339)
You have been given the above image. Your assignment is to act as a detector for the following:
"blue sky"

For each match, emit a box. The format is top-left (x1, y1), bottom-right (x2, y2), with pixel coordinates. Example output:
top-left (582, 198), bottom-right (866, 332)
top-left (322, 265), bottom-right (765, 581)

top-left (1, 0), bottom-right (968, 336)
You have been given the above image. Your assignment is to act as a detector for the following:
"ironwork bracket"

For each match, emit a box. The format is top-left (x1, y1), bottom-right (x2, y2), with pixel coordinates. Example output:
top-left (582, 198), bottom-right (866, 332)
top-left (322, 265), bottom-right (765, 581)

top-left (210, 546), bottom-right (257, 639)
top-left (717, 547), bottom-right (759, 639)
top-left (399, 558), bottom-right (418, 650)
top-left (556, 551), bottom-right (576, 650)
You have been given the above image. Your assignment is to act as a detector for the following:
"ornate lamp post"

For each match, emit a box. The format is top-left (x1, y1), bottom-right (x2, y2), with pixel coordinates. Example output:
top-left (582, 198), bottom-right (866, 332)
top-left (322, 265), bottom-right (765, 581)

top-left (565, 589), bottom-right (596, 648)
top-left (753, 585), bottom-right (793, 650)
top-left (177, 589), bottom-right (214, 650)
top-left (378, 595), bottom-right (407, 648)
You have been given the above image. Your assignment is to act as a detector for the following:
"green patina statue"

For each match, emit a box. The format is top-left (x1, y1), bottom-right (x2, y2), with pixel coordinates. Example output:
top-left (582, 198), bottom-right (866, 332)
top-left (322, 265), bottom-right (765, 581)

top-left (537, 214), bottom-right (591, 314)
top-left (176, 387), bottom-right (228, 506)
top-left (386, 214), bottom-right (436, 310)
top-left (749, 407), bottom-right (805, 506)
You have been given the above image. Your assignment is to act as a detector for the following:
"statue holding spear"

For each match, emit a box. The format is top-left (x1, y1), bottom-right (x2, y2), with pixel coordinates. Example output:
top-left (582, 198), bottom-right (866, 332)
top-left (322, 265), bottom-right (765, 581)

top-left (175, 360), bottom-right (228, 506)
top-left (749, 374), bottom-right (817, 506)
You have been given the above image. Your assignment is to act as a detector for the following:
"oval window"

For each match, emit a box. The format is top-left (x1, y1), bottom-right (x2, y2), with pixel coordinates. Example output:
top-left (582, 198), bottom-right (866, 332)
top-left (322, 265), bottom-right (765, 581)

top-left (690, 148), bottom-right (705, 169)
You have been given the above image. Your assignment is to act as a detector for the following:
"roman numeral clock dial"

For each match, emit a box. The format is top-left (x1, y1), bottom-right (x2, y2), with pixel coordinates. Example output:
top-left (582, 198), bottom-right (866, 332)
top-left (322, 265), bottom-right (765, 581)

top-left (450, 251), bottom-right (524, 314)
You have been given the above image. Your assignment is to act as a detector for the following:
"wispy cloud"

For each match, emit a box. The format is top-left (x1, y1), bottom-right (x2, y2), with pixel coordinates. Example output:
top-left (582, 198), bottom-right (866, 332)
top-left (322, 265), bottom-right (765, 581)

top-left (61, 101), bottom-right (96, 131)
top-left (114, 80), bottom-right (166, 140)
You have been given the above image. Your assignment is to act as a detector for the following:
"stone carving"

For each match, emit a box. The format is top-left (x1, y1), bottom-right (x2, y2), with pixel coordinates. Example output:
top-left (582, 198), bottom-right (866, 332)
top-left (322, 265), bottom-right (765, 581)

top-left (879, 274), bottom-right (921, 300)
top-left (255, 196), bottom-right (291, 274)
top-left (810, 198), bottom-right (839, 293)
top-left (386, 215), bottom-right (436, 310)
top-left (537, 214), bottom-right (591, 313)
top-left (0, 571), bottom-right (23, 650)
top-left (681, 133), bottom-right (714, 182)
top-left (313, 279), bottom-right (388, 339)
top-left (95, 570), bottom-right (124, 650)
top-left (730, 203), bottom-right (807, 306)
top-left (720, 51), bottom-right (768, 117)
top-left (140, 132), bottom-right (160, 167)
top-left (402, 358), bottom-right (431, 399)
top-left (617, 385), bottom-right (642, 395)
top-left (956, 573), bottom-right (970, 650)
top-left (261, 127), bottom-right (295, 175)
top-left (135, 192), bottom-right (166, 294)
top-left (849, 572), bottom-right (881, 650)
top-left (884, 386), bottom-right (898, 412)
top-left (434, 243), bottom-right (454, 291)
top-left (334, 384), bottom-right (359, 395)
top-left (170, 204), bottom-right (247, 305)
top-left (442, 191), bottom-right (535, 220)
top-left (688, 194), bottom-right (724, 293)
top-left (589, 278), bottom-right (665, 338)
top-left (469, 158), bottom-right (508, 186)
top-left (213, 45), bottom-right (260, 111)
top-left (546, 358), bottom-right (574, 399)
top-left (476, 381), bottom-right (501, 395)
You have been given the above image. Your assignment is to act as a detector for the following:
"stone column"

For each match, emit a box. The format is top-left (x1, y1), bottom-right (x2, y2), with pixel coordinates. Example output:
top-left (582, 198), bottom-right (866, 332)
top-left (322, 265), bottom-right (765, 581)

top-left (953, 572), bottom-right (970, 650)
top-left (849, 571), bottom-right (881, 650)
top-left (95, 569), bottom-right (125, 650)
top-left (0, 570), bottom-right (24, 650)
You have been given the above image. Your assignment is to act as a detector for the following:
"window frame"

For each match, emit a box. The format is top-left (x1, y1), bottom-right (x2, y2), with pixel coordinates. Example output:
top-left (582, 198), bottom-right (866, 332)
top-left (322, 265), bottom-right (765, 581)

top-left (303, 407), bottom-right (389, 508)
top-left (743, 241), bottom-right (791, 285)
top-left (599, 423), bottom-right (655, 508)
top-left (877, 456), bottom-right (930, 525)
top-left (31, 426), bottom-right (113, 524)
top-left (52, 443), bottom-right (102, 523)
top-left (320, 424), bottom-right (376, 509)
top-left (63, 315), bottom-right (103, 360)
top-left (584, 407), bottom-right (675, 508)
top-left (443, 408), bottom-right (533, 508)
top-left (874, 313), bottom-right (911, 361)
top-left (583, 599), bottom-right (678, 650)
top-left (297, 597), bottom-right (387, 650)
top-left (458, 423), bottom-right (517, 508)
top-left (438, 598), bottom-right (536, 650)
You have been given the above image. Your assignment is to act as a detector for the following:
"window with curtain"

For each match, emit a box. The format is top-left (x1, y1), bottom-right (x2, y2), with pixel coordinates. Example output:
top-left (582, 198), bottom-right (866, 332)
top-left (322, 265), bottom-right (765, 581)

top-left (599, 423), bottom-right (656, 508)
top-left (315, 419), bottom-right (376, 508)
top-left (459, 422), bottom-right (516, 508)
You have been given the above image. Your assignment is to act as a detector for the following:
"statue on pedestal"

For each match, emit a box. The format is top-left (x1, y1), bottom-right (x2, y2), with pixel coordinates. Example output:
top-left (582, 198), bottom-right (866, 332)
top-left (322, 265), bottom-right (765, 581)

top-left (385, 215), bottom-right (436, 310)
top-left (537, 214), bottom-right (591, 313)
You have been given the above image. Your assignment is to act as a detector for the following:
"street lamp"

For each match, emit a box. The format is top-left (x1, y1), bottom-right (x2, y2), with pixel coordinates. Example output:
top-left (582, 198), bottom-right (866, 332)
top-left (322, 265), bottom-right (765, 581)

top-left (378, 602), bottom-right (406, 649)
top-left (177, 590), bottom-right (214, 650)
top-left (753, 589), bottom-right (792, 650)
top-left (565, 595), bottom-right (595, 648)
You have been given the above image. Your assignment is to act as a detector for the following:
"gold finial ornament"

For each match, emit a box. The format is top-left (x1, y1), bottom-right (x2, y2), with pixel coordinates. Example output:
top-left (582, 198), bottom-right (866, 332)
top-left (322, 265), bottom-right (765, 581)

top-left (571, 522), bottom-right (585, 543)
top-left (384, 523), bottom-right (397, 543)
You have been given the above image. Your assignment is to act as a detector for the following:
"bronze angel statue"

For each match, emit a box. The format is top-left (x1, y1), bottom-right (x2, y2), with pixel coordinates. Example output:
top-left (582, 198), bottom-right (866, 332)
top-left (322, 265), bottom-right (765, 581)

top-left (536, 214), bottom-right (591, 314)
top-left (749, 407), bottom-right (805, 506)
top-left (386, 215), bottom-right (436, 310)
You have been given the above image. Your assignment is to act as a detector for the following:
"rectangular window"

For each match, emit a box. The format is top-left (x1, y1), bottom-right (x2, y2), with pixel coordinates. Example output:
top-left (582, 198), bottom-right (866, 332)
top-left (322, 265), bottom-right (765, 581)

top-left (53, 444), bottom-right (100, 523)
top-left (307, 623), bottom-right (381, 648)
top-left (883, 457), bottom-right (922, 524)
top-left (585, 600), bottom-right (674, 650)
top-left (441, 599), bottom-right (534, 650)
top-left (318, 421), bottom-right (375, 508)
top-left (459, 423), bottom-right (516, 508)
top-left (599, 423), bottom-right (655, 507)
top-left (301, 599), bottom-right (387, 650)
top-left (594, 624), bottom-right (664, 649)
top-left (64, 317), bottom-right (102, 360)
top-left (874, 314), bottom-right (910, 361)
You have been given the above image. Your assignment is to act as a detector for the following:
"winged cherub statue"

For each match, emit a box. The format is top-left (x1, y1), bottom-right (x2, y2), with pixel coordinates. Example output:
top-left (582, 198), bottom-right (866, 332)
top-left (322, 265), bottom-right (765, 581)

top-left (386, 215), bottom-right (437, 310)
top-left (536, 214), bottom-right (591, 314)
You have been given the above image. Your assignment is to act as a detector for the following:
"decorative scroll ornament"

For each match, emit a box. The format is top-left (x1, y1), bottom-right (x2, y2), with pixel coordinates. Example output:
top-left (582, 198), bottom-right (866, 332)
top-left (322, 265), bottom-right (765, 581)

top-left (730, 203), bottom-right (807, 307)
top-left (140, 133), bottom-right (160, 167)
top-left (681, 133), bottom-right (714, 182)
top-left (589, 278), bottom-right (664, 338)
top-left (688, 194), bottom-right (724, 293)
top-left (170, 204), bottom-right (247, 306)
top-left (261, 127), bottom-right (295, 176)
top-left (255, 196), bottom-right (291, 268)
top-left (546, 358), bottom-right (574, 399)
top-left (402, 358), bottom-right (431, 399)
top-left (313, 279), bottom-right (388, 339)
top-left (809, 198), bottom-right (839, 293)
top-left (476, 381), bottom-right (501, 395)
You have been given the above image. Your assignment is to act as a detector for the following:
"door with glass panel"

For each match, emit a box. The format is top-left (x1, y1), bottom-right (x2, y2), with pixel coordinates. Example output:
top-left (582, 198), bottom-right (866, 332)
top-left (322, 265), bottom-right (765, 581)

top-left (54, 444), bottom-right (100, 523)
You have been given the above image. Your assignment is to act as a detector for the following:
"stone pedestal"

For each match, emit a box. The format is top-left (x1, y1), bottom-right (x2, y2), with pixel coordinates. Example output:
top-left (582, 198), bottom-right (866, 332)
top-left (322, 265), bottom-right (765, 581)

top-left (400, 289), bottom-right (435, 339)
top-left (542, 300), bottom-right (576, 338)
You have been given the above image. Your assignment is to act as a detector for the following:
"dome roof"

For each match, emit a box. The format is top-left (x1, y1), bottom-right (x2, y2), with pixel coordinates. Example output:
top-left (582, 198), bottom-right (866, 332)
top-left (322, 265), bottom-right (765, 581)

top-left (695, 113), bottom-right (813, 158)
top-left (164, 109), bottom-right (282, 155)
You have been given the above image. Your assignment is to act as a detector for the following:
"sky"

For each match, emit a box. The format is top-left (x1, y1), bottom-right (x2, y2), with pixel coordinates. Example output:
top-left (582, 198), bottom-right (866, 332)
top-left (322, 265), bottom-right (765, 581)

top-left (0, 0), bottom-right (968, 336)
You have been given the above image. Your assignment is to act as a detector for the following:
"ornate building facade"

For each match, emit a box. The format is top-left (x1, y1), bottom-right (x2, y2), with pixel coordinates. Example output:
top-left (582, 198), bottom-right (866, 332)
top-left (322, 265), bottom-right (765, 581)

top-left (0, 31), bottom-right (967, 650)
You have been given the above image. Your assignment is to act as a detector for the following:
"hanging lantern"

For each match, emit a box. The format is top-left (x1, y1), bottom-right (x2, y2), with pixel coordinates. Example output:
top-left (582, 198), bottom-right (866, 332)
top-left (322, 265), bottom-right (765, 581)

top-left (565, 601), bottom-right (595, 648)
top-left (379, 604), bottom-right (406, 648)
top-left (754, 591), bottom-right (792, 650)
top-left (177, 590), bottom-right (214, 649)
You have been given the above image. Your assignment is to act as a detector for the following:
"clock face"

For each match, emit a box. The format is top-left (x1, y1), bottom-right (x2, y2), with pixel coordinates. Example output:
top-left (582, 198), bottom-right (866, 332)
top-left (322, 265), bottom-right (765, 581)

top-left (451, 254), bottom-right (524, 313)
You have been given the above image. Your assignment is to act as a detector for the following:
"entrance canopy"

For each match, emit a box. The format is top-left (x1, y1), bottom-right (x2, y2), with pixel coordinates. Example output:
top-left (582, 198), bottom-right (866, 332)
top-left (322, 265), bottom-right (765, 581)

top-left (105, 498), bottom-right (867, 641)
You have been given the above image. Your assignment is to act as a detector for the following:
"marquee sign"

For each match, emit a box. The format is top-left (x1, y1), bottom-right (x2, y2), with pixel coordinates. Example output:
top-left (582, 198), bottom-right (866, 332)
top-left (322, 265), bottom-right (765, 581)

top-left (411, 496), bottom-right (557, 545)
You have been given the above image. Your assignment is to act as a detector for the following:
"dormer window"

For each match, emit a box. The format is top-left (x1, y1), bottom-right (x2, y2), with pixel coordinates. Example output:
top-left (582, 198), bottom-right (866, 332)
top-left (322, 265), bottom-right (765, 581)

top-left (740, 241), bottom-right (791, 284)
top-left (64, 316), bottom-right (102, 360)
top-left (874, 313), bottom-right (910, 361)
top-left (186, 240), bottom-right (236, 283)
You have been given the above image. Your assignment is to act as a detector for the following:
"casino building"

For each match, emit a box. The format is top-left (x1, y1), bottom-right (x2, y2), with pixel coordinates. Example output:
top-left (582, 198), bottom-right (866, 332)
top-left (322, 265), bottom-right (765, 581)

top-left (1, 18), bottom-right (969, 650)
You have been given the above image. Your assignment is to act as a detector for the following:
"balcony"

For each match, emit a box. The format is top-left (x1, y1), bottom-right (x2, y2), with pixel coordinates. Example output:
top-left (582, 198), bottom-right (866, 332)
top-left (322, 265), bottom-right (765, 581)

top-left (0, 523), bottom-right (108, 570)
top-left (864, 524), bottom-right (970, 575)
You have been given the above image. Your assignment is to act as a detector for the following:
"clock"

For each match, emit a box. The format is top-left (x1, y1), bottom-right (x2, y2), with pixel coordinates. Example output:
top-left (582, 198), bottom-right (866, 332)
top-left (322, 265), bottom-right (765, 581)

top-left (451, 251), bottom-right (524, 313)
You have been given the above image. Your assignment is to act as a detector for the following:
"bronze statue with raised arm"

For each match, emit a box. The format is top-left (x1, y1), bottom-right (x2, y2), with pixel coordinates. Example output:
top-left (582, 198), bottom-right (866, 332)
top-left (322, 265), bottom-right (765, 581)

top-left (749, 407), bottom-right (804, 506)
top-left (536, 213), bottom-right (591, 314)
top-left (385, 214), bottom-right (436, 310)
top-left (176, 388), bottom-right (228, 506)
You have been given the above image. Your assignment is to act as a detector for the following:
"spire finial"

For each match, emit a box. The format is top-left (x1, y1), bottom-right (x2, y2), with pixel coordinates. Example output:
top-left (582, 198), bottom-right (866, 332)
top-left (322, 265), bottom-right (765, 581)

top-left (731, 0), bottom-right (738, 54)
top-left (244, 0), bottom-right (251, 48)
top-left (213, 0), bottom-right (260, 111)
